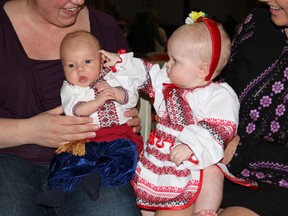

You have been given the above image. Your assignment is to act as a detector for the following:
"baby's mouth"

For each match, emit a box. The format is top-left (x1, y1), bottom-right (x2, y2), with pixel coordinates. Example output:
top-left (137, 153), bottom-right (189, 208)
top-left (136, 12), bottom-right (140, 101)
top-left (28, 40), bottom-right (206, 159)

top-left (79, 76), bottom-right (87, 83)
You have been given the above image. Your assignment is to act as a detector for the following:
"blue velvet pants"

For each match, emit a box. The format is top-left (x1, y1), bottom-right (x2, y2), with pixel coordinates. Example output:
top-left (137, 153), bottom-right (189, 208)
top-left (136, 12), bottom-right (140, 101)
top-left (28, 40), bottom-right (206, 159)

top-left (48, 138), bottom-right (138, 191)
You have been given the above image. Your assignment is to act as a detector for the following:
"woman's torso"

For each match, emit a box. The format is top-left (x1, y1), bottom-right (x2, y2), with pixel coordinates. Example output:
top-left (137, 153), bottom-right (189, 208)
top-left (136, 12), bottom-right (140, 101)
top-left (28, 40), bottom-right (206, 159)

top-left (0, 3), bottom-right (129, 163)
top-left (222, 6), bottom-right (288, 186)
top-left (223, 6), bottom-right (287, 145)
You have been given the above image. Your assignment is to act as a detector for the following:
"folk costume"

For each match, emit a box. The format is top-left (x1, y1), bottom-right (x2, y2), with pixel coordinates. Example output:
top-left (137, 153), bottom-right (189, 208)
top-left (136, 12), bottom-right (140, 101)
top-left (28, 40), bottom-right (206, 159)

top-left (35, 67), bottom-right (143, 207)
top-left (113, 12), bottom-right (258, 210)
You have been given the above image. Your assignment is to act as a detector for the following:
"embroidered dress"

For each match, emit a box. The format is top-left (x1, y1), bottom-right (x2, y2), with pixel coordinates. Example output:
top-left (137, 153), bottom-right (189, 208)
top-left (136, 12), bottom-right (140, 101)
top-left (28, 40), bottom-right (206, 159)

top-left (114, 53), bottom-right (257, 210)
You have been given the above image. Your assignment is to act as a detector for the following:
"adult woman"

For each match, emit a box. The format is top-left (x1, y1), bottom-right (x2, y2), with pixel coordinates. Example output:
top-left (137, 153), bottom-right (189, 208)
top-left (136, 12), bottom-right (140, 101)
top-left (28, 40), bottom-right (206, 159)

top-left (219, 0), bottom-right (288, 215)
top-left (0, 0), bottom-right (141, 215)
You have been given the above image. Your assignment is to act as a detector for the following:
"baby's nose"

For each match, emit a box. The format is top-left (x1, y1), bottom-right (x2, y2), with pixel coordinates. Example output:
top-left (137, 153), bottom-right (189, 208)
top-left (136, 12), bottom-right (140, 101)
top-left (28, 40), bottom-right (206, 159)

top-left (76, 65), bottom-right (85, 73)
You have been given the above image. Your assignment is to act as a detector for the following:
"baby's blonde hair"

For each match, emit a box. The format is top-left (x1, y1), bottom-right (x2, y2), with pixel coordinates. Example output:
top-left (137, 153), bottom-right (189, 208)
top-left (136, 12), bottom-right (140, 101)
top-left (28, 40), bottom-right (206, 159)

top-left (171, 22), bottom-right (231, 79)
top-left (60, 30), bottom-right (101, 59)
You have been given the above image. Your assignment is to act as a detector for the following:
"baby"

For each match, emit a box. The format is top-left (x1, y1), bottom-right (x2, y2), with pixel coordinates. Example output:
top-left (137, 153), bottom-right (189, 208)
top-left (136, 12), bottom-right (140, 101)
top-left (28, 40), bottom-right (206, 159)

top-left (100, 11), bottom-right (257, 216)
top-left (35, 30), bottom-right (142, 207)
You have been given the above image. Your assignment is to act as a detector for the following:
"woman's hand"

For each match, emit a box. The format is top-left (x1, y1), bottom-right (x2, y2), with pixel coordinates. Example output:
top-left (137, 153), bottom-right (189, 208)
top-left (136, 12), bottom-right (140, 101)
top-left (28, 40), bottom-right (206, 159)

top-left (125, 107), bottom-right (141, 133)
top-left (222, 135), bottom-right (240, 165)
top-left (26, 106), bottom-right (98, 148)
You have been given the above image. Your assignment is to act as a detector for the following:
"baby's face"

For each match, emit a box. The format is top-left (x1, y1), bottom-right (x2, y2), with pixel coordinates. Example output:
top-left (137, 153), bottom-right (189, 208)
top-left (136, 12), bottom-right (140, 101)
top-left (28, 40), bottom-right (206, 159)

top-left (166, 35), bottom-right (205, 88)
top-left (62, 41), bottom-right (102, 87)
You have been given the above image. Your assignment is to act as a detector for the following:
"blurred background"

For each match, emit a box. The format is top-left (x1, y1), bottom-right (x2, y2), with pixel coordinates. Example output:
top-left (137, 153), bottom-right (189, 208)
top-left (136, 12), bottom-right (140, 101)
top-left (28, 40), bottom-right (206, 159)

top-left (85, 0), bottom-right (260, 55)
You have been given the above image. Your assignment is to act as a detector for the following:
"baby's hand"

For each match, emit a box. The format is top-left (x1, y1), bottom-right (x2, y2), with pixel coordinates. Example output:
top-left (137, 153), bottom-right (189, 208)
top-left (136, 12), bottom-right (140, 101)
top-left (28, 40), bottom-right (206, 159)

top-left (99, 49), bottom-right (120, 68)
top-left (96, 81), bottom-right (125, 103)
top-left (96, 87), bottom-right (116, 106)
top-left (96, 81), bottom-right (113, 92)
top-left (170, 144), bottom-right (193, 166)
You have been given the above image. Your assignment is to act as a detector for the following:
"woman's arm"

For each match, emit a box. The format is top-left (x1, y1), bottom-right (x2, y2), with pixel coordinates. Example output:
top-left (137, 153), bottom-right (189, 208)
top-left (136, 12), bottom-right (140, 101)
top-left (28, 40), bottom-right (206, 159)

top-left (221, 135), bottom-right (240, 165)
top-left (0, 106), bottom-right (98, 149)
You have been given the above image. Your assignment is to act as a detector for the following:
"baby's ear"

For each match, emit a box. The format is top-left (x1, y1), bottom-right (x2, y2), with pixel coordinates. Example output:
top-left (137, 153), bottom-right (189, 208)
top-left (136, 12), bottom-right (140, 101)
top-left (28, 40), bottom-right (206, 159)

top-left (198, 62), bottom-right (210, 79)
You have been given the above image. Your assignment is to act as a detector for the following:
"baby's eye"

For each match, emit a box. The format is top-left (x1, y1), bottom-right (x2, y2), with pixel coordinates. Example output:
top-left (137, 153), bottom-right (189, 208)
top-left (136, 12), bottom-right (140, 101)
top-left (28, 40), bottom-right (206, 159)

top-left (85, 59), bottom-right (92, 64)
top-left (68, 64), bottom-right (75, 68)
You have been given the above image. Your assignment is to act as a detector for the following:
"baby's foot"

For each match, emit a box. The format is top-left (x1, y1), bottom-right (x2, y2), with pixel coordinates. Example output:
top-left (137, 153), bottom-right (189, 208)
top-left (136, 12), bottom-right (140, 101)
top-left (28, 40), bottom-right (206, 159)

top-left (82, 172), bottom-right (101, 200)
top-left (194, 209), bottom-right (217, 216)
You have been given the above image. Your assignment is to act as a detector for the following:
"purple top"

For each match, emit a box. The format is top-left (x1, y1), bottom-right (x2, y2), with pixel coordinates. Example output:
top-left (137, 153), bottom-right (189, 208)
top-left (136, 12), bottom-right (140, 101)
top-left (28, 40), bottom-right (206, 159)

top-left (0, 5), bottom-right (130, 164)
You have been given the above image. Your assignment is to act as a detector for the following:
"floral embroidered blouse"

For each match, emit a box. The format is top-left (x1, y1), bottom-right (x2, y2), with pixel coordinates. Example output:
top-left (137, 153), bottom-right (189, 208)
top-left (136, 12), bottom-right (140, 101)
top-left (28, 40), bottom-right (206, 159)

top-left (222, 6), bottom-right (288, 188)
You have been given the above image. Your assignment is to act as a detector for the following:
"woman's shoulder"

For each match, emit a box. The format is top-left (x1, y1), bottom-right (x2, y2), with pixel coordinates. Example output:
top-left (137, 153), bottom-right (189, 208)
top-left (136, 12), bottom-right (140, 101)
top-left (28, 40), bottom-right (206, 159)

top-left (87, 6), bottom-right (122, 35)
top-left (87, 6), bottom-right (118, 25)
top-left (2, 0), bottom-right (24, 16)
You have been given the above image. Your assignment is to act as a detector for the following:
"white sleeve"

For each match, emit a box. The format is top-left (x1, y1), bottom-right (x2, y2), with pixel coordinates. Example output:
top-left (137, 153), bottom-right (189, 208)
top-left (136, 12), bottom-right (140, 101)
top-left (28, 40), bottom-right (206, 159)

top-left (107, 52), bottom-right (162, 107)
top-left (177, 83), bottom-right (240, 170)
top-left (113, 52), bottom-right (149, 92)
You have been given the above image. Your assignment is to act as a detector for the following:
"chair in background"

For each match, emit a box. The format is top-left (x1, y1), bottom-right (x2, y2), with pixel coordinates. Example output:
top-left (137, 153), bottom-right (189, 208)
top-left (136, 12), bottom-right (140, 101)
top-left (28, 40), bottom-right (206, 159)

top-left (139, 96), bottom-right (152, 142)
top-left (138, 53), bottom-right (168, 141)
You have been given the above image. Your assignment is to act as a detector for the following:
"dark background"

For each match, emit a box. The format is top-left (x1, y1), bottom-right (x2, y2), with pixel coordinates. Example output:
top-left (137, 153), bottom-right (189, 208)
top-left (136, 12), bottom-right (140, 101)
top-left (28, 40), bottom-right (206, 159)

top-left (86, 0), bottom-right (261, 54)
top-left (86, 0), bottom-right (260, 35)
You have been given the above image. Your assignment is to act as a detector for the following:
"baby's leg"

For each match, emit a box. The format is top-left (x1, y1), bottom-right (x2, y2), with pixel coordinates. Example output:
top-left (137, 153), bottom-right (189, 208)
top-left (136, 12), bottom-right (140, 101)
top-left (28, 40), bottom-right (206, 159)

top-left (82, 172), bottom-right (101, 200)
top-left (155, 204), bottom-right (193, 216)
top-left (193, 165), bottom-right (224, 216)
top-left (193, 209), bottom-right (217, 216)
top-left (141, 209), bottom-right (155, 216)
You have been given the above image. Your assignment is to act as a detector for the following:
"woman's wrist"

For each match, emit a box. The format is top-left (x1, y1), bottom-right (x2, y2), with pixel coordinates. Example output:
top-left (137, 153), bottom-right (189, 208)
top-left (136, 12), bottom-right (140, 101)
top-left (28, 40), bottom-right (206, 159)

top-left (0, 118), bottom-right (31, 148)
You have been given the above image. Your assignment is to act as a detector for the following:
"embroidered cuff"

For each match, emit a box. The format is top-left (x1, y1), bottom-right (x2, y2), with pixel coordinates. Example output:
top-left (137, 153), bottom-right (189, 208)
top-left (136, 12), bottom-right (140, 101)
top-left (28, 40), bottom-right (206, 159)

top-left (115, 86), bottom-right (128, 104)
top-left (72, 101), bottom-right (87, 116)
top-left (110, 48), bottom-right (126, 72)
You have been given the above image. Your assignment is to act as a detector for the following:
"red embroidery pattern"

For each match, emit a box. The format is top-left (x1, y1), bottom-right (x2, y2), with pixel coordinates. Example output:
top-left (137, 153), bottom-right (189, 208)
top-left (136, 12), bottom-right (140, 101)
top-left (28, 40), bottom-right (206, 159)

top-left (91, 78), bottom-right (120, 127)
top-left (138, 60), bottom-right (155, 98)
top-left (152, 129), bottom-right (176, 142)
top-left (198, 118), bottom-right (237, 148)
top-left (115, 86), bottom-right (128, 104)
top-left (134, 170), bottom-right (201, 209)
top-left (72, 101), bottom-right (86, 116)
top-left (97, 101), bottom-right (120, 127)
top-left (140, 156), bottom-right (191, 177)
top-left (161, 85), bottom-right (195, 130)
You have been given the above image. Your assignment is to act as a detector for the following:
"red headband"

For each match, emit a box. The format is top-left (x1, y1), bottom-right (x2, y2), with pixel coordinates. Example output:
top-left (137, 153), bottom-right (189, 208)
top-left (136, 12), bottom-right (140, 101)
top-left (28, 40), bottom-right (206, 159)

top-left (196, 17), bottom-right (221, 81)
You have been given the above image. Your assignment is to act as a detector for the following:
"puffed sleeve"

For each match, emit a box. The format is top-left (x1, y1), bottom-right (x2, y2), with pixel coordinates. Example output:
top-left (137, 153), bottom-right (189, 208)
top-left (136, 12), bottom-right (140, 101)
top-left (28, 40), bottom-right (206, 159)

top-left (177, 83), bottom-right (240, 170)
top-left (110, 52), bottom-right (161, 104)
